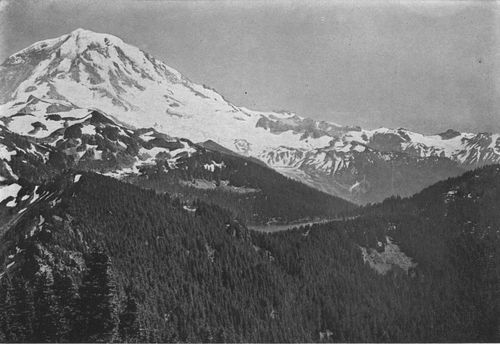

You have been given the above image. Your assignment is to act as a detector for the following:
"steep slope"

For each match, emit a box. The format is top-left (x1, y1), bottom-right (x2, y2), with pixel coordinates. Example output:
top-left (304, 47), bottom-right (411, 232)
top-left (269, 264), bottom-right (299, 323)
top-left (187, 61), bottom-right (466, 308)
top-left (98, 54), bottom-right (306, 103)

top-left (348, 164), bottom-right (500, 279)
top-left (0, 104), bottom-right (354, 227)
top-left (291, 164), bottom-right (500, 341)
top-left (0, 28), bottom-right (333, 153)
top-left (1, 29), bottom-right (500, 203)
top-left (0, 167), bottom-right (498, 342)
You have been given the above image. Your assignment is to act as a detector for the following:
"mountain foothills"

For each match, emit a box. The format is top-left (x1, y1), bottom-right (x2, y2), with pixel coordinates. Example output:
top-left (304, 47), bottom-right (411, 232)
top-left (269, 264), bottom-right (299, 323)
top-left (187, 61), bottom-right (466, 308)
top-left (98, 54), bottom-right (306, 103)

top-left (1, 28), bottom-right (499, 204)
top-left (0, 28), bottom-right (499, 343)
top-left (0, 164), bottom-right (498, 342)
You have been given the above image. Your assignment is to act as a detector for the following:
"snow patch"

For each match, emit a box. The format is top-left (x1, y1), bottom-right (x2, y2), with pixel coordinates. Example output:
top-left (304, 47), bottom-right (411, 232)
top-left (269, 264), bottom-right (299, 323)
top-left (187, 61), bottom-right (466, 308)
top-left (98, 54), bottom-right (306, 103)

top-left (203, 160), bottom-right (225, 172)
top-left (0, 183), bottom-right (22, 203)
top-left (81, 125), bottom-right (96, 136)
top-left (349, 181), bottom-right (361, 193)
top-left (183, 205), bottom-right (197, 212)
top-left (0, 144), bottom-right (16, 161)
top-left (30, 186), bottom-right (40, 204)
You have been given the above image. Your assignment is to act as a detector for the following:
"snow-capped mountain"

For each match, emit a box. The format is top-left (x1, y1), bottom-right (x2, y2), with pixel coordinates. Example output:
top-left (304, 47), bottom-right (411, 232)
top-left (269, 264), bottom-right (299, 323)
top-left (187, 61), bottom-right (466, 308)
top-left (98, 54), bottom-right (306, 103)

top-left (0, 102), bottom-right (201, 207)
top-left (0, 101), bottom-right (354, 228)
top-left (1, 28), bottom-right (499, 203)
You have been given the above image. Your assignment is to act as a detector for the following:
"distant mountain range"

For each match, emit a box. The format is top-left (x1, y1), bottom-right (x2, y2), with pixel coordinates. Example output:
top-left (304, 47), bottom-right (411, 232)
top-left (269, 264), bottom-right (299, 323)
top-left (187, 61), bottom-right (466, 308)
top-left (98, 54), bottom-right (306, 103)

top-left (1, 28), bottom-right (499, 203)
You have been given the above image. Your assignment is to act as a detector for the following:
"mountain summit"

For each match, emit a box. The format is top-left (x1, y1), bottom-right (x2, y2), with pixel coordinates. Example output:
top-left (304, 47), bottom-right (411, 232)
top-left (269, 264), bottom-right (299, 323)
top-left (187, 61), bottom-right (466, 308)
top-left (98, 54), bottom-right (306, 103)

top-left (1, 29), bottom-right (500, 203)
top-left (0, 28), bottom-right (337, 150)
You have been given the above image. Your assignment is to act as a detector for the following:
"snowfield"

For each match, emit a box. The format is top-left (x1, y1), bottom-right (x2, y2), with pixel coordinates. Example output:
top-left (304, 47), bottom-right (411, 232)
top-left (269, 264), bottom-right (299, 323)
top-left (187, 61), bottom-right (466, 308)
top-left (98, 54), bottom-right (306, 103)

top-left (0, 183), bottom-right (22, 204)
top-left (1, 28), bottom-right (500, 203)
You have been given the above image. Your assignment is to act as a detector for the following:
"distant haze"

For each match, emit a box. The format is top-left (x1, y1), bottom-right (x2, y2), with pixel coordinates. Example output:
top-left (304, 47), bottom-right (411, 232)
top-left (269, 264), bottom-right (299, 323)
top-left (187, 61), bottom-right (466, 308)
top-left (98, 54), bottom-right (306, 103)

top-left (1, 0), bottom-right (499, 134)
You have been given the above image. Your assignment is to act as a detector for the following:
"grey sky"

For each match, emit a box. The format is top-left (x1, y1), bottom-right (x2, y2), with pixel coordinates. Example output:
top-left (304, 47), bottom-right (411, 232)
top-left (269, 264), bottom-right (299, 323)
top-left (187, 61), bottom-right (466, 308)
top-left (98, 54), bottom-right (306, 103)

top-left (1, 0), bottom-right (499, 134)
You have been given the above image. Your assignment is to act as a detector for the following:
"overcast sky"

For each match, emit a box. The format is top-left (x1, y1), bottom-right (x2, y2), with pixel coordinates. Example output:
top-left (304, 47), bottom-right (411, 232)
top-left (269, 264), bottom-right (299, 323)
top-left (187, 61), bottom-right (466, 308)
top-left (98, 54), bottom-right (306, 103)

top-left (0, 0), bottom-right (499, 134)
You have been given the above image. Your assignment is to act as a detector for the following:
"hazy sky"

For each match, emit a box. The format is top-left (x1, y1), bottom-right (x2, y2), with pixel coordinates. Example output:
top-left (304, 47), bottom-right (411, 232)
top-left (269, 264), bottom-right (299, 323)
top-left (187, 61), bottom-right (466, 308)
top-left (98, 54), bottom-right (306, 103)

top-left (1, 0), bottom-right (499, 134)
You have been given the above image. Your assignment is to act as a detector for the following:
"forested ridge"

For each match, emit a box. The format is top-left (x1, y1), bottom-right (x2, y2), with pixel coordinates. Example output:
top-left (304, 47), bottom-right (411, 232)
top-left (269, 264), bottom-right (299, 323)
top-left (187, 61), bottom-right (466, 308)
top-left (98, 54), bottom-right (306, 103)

top-left (0, 166), bottom-right (498, 342)
top-left (129, 148), bottom-right (355, 225)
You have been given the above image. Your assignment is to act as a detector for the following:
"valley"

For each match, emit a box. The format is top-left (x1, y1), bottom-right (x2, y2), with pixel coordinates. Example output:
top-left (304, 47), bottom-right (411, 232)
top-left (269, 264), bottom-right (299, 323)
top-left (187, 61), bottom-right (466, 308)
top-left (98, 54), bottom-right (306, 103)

top-left (0, 25), bottom-right (498, 343)
top-left (248, 216), bottom-right (360, 233)
top-left (249, 220), bottom-right (331, 233)
top-left (0, 166), bottom-right (498, 342)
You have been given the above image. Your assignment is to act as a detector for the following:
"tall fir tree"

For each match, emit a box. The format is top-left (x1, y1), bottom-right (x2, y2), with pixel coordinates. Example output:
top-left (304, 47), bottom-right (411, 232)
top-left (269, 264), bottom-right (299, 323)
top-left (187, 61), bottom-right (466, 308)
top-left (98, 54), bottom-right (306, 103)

top-left (79, 248), bottom-right (118, 342)
top-left (2, 275), bottom-right (35, 342)
top-left (33, 272), bottom-right (58, 342)
top-left (53, 270), bottom-right (80, 341)
top-left (118, 291), bottom-right (140, 342)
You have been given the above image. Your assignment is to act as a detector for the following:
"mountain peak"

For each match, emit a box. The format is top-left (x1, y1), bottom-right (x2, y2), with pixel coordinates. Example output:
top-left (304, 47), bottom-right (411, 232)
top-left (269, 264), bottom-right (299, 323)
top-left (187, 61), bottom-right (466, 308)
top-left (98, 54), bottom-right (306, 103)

top-left (57, 28), bottom-right (127, 58)
top-left (3, 28), bottom-right (125, 64)
top-left (67, 27), bottom-right (108, 43)
top-left (69, 27), bottom-right (94, 36)
top-left (0, 27), bottom-right (188, 106)
top-left (65, 27), bottom-right (124, 44)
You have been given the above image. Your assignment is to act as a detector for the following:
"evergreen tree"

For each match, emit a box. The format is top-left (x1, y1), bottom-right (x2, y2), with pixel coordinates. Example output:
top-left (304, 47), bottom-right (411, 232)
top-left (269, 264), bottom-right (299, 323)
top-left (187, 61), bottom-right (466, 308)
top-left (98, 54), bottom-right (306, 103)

top-left (119, 292), bottom-right (140, 342)
top-left (33, 272), bottom-right (58, 342)
top-left (53, 270), bottom-right (80, 341)
top-left (79, 248), bottom-right (118, 342)
top-left (2, 275), bottom-right (35, 342)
